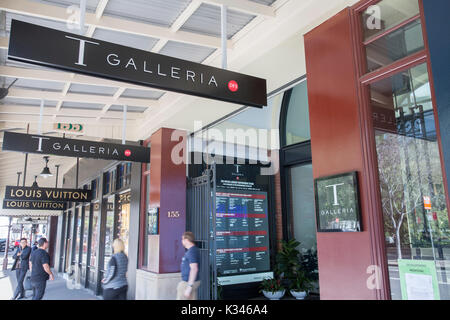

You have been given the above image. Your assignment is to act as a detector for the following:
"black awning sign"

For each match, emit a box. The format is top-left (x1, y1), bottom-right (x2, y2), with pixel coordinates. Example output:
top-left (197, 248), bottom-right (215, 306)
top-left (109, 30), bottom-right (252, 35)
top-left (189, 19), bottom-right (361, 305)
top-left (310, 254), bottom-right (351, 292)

top-left (3, 200), bottom-right (67, 211)
top-left (5, 186), bottom-right (93, 202)
top-left (8, 20), bottom-right (267, 108)
top-left (2, 131), bottom-right (150, 163)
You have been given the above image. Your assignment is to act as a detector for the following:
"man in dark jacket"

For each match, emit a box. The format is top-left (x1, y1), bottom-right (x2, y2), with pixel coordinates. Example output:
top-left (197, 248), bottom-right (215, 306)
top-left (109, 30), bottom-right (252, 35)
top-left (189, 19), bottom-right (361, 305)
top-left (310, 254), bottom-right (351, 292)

top-left (11, 238), bottom-right (31, 300)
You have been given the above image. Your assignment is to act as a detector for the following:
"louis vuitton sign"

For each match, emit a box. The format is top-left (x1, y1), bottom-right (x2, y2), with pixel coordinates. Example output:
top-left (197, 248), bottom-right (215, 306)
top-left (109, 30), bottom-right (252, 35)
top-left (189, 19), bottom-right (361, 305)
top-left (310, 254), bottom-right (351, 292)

top-left (2, 132), bottom-right (150, 163)
top-left (5, 186), bottom-right (92, 202)
top-left (3, 200), bottom-right (67, 211)
top-left (8, 20), bottom-right (267, 108)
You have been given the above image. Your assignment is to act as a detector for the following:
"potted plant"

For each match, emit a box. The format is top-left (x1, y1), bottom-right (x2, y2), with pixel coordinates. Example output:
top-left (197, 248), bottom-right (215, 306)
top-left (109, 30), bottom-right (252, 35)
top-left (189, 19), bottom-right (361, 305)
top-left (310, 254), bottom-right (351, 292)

top-left (259, 278), bottom-right (286, 300)
top-left (289, 270), bottom-right (313, 300)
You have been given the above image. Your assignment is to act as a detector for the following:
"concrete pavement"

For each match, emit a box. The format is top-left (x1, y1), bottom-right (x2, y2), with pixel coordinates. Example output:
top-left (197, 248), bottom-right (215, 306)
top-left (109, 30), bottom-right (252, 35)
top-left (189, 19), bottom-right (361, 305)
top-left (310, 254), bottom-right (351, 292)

top-left (0, 253), bottom-right (100, 300)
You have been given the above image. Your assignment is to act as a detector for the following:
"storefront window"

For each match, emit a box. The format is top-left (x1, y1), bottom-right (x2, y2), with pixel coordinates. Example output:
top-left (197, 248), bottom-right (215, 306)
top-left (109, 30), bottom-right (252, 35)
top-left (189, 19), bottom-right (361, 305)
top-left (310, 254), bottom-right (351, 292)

top-left (103, 169), bottom-right (116, 195)
top-left (90, 202), bottom-right (100, 267)
top-left (104, 195), bottom-right (115, 269)
top-left (282, 80), bottom-right (310, 146)
top-left (117, 163), bottom-right (132, 190)
top-left (117, 191), bottom-right (131, 254)
top-left (74, 207), bottom-right (82, 264)
top-left (82, 204), bottom-right (91, 265)
top-left (370, 63), bottom-right (450, 300)
top-left (362, 0), bottom-right (423, 72)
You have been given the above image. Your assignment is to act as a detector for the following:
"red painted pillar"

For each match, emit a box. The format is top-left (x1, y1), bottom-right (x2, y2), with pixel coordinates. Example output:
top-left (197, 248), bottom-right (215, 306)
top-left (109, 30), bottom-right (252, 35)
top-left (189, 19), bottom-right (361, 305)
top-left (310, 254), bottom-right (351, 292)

top-left (147, 128), bottom-right (187, 273)
top-left (305, 9), bottom-right (386, 300)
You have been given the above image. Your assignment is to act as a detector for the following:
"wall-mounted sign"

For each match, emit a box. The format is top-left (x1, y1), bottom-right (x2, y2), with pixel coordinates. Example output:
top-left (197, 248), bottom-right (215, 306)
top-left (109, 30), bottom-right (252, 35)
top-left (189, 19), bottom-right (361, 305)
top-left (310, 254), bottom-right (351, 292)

top-left (5, 186), bottom-right (92, 202)
top-left (147, 206), bottom-right (159, 235)
top-left (8, 20), bottom-right (267, 108)
top-left (314, 171), bottom-right (362, 232)
top-left (3, 200), bottom-right (67, 211)
top-left (54, 123), bottom-right (84, 133)
top-left (2, 132), bottom-right (150, 163)
top-left (398, 259), bottom-right (440, 300)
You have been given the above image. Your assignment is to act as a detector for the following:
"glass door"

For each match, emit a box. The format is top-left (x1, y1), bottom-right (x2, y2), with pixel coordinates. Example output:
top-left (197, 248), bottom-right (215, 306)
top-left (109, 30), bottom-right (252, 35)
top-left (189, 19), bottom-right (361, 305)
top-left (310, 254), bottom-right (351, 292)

top-left (286, 163), bottom-right (319, 293)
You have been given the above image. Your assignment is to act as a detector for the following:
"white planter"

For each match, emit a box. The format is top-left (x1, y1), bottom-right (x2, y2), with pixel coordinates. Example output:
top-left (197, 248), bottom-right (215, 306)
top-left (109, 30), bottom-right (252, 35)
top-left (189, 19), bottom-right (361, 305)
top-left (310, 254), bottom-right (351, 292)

top-left (290, 290), bottom-right (307, 300)
top-left (262, 290), bottom-right (285, 300)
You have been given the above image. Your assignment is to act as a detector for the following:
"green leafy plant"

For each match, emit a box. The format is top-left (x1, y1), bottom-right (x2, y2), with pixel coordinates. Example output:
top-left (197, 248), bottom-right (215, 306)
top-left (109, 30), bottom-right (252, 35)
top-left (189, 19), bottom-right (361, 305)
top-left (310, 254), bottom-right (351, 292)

top-left (299, 248), bottom-right (318, 282)
top-left (290, 269), bottom-right (313, 292)
top-left (259, 278), bottom-right (285, 294)
top-left (274, 239), bottom-right (301, 280)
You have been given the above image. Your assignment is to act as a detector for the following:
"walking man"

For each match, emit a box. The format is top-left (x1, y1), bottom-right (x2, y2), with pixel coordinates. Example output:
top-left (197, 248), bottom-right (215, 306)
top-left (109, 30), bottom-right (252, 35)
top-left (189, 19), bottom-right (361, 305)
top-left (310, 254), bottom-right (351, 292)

top-left (177, 231), bottom-right (201, 300)
top-left (29, 238), bottom-right (54, 300)
top-left (11, 238), bottom-right (31, 300)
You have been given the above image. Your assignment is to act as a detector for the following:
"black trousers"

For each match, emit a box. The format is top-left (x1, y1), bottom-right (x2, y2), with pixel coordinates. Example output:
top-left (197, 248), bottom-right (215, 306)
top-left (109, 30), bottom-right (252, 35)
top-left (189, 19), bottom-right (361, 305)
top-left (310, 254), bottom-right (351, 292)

top-left (103, 285), bottom-right (128, 300)
top-left (13, 269), bottom-right (27, 299)
top-left (31, 280), bottom-right (47, 300)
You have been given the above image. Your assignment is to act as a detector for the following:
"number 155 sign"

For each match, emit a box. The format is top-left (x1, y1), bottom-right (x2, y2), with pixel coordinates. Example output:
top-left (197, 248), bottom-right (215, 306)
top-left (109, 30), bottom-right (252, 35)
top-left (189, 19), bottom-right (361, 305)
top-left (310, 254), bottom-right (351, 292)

top-left (54, 123), bottom-right (84, 133)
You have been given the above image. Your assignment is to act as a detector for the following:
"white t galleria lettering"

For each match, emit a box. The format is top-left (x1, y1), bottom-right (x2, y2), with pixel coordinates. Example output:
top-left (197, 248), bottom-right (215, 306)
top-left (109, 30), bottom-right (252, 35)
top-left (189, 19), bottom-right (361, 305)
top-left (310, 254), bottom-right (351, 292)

top-left (320, 207), bottom-right (355, 216)
top-left (106, 54), bottom-right (219, 87)
top-left (53, 142), bottom-right (119, 156)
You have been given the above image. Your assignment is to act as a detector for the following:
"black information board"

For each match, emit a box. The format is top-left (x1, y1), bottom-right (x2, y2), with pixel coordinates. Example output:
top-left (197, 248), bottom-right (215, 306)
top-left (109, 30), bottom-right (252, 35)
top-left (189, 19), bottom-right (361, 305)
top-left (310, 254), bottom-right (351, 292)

top-left (215, 189), bottom-right (271, 285)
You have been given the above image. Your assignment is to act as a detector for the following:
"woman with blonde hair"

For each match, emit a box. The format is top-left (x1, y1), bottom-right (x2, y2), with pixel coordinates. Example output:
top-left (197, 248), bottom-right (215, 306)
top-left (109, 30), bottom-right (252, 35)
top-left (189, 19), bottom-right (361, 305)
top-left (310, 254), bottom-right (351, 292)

top-left (101, 238), bottom-right (128, 300)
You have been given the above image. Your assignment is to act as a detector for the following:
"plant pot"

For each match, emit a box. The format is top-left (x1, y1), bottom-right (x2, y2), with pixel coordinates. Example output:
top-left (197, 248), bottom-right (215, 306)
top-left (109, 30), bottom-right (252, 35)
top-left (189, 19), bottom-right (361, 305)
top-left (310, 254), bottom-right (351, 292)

top-left (262, 290), bottom-right (285, 300)
top-left (290, 290), bottom-right (307, 300)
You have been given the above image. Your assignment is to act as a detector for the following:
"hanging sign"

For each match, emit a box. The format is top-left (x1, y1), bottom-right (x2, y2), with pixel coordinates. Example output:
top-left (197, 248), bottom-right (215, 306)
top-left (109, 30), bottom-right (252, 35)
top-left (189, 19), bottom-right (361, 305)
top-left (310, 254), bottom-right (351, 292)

top-left (3, 200), bottom-right (67, 211)
top-left (4, 186), bottom-right (92, 202)
top-left (8, 20), bottom-right (267, 108)
top-left (2, 131), bottom-right (150, 163)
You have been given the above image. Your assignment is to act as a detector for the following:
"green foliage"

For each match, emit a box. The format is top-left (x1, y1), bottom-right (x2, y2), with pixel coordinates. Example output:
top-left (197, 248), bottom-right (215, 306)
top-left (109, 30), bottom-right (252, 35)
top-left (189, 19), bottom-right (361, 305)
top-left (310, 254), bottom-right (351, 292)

top-left (259, 278), bottom-right (285, 294)
top-left (299, 248), bottom-right (319, 282)
top-left (290, 269), bottom-right (313, 292)
top-left (274, 239), bottom-right (301, 280)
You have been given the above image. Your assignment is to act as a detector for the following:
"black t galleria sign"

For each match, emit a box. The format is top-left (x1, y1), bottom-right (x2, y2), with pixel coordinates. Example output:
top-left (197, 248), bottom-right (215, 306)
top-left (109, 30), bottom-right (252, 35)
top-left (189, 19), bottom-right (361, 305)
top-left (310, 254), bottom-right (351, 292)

top-left (314, 171), bottom-right (362, 232)
top-left (2, 132), bottom-right (150, 163)
top-left (3, 200), bottom-right (67, 211)
top-left (5, 186), bottom-right (92, 202)
top-left (8, 20), bottom-right (267, 108)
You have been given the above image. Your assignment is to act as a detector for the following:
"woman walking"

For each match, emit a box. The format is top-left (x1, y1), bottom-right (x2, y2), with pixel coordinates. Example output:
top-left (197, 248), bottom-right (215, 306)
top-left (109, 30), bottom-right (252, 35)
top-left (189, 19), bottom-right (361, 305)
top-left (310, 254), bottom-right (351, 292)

top-left (102, 239), bottom-right (128, 300)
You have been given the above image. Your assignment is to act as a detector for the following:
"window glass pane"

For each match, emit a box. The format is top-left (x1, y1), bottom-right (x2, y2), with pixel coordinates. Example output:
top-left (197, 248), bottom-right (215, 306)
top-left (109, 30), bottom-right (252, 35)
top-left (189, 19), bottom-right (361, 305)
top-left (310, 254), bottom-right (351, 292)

top-left (361, 0), bottom-right (420, 41)
top-left (90, 203), bottom-right (100, 267)
top-left (117, 192), bottom-right (131, 255)
top-left (104, 196), bottom-right (115, 269)
top-left (370, 63), bottom-right (450, 300)
top-left (284, 81), bottom-right (310, 146)
top-left (74, 208), bottom-right (82, 264)
top-left (366, 19), bottom-right (424, 72)
top-left (82, 205), bottom-right (90, 265)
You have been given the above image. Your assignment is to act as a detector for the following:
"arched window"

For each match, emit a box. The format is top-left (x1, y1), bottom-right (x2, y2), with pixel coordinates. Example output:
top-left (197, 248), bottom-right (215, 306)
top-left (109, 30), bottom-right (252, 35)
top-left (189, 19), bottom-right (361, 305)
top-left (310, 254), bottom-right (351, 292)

top-left (280, 80), bottom-right (310, 147)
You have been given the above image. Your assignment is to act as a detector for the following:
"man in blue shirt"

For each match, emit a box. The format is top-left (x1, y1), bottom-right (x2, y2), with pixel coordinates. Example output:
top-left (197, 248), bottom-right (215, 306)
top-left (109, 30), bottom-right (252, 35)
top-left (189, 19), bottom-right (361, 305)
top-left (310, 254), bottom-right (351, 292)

top-left (177, 231), bottom-right (201, 300)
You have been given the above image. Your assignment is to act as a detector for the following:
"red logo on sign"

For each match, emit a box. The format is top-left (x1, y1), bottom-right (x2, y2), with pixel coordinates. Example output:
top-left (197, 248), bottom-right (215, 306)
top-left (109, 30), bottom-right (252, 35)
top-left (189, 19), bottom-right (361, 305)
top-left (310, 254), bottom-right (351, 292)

top-left (124, 150), bottom-right (131, 157)
top-left (228, 80), bottom-right (238, 92)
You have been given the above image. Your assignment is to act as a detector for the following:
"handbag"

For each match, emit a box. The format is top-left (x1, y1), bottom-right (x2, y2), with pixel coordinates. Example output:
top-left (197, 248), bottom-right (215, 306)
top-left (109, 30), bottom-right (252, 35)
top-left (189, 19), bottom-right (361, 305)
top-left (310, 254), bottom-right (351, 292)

top-left (24, 274), bottom-right (32, 291)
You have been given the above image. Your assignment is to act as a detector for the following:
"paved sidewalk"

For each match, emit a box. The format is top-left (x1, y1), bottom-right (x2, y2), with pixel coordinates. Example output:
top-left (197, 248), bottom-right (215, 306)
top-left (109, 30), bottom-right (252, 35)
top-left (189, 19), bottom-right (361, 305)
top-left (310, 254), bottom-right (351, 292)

top-left (0, 268), bottom-right (101, 300)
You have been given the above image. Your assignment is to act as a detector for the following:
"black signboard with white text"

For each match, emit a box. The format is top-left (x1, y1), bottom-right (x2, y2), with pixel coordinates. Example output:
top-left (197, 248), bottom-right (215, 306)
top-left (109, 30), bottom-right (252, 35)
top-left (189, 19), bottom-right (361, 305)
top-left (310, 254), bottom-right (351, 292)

top-left (314, 171), bottom-right (362, 232)
top-left (4, 186), bottom-right (92, 202)
top-left (8, 20), bottom-right (267, 108)
top-left (2, 131), bottom-right (150, 163)
top-left (3, 200), bottom-right (67, 211)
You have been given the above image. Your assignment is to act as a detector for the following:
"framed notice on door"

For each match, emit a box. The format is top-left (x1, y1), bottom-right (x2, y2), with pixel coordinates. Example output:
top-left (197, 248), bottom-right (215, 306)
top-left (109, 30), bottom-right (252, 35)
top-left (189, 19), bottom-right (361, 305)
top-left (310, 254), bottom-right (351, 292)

top-left (314, 171), bottom-right (362, 232)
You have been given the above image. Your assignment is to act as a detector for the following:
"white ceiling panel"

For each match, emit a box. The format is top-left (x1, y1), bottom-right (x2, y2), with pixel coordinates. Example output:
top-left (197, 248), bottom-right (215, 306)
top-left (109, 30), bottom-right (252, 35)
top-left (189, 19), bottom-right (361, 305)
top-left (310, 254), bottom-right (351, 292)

top-left (2, 77), bottom-right (65, 92)
top-left (1, 97), bottom-right (58, 107)
top-left (159, 41), bottom-right (215, 63)
top-left (121, 88), bottom-right (165, 100)
top-left (102, 0), bottom-right (192, 28)
top-left (180, 3), bottom-right (256, 39)
top-left (109, 104), bottom-right (147, 113)
top-left (68, 83), bottom-right (118, 96)
top-left (61, 101), bottom-right (103, 110)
